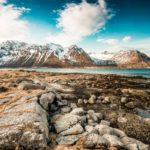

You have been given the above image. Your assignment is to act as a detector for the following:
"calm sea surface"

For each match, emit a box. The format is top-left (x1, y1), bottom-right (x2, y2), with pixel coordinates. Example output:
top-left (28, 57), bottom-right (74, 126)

top-left (1, 68), bottom-right (150, 78)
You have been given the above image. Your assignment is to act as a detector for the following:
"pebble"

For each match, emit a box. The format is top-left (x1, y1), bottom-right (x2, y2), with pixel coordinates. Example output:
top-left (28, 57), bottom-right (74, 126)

top-left (125, 102), bottom-right (136, 109)
top-left (102, 96), bottom-right (111, 104)
top-left (121, 97), bottom-right (128, 103)
top-left (78, 99), bottom-right (83, 104)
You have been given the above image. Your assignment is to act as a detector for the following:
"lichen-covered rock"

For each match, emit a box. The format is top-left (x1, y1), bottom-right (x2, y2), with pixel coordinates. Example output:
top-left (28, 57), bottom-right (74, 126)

top-left (39, 92), bottom-right (56, 111)
top-left (103, 134), bottom-right (124, 147)
top-left (61, 106), bottom-right (71, 113)
top-left (70, 108), bottom-right (86, 116)
top-left (83, 133), bottom-right (99, 148)
top-left (121, 136), bottom-right (149, 150)
top-left (59, 123), bottom-right (84, 136)
top-left (56, 135), bottom-right (81, 145)
top-left (54, 114), bottom-right (82, 133)
top-left (0, 94), bottom-right (49, 149)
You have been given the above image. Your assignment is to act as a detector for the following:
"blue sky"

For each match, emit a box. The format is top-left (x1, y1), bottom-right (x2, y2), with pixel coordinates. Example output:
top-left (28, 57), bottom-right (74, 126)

top-left (0, 0), bottom-right (150, 53)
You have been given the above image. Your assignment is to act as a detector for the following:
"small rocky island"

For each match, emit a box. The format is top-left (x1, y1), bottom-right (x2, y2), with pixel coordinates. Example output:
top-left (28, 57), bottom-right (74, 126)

top-left (0, 70), bottom-right (150, 150)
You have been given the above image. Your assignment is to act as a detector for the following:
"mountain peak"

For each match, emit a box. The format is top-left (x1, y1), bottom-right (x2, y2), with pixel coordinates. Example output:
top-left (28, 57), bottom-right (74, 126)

top-left (68, 45), bottom-right (84, 53)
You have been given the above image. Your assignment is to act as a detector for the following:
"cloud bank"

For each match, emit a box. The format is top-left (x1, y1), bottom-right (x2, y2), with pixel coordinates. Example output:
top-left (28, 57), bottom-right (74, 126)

top-left (0, 0), bottom-right (30, 42)
top-left (47, 0), bottom-right (113, 46)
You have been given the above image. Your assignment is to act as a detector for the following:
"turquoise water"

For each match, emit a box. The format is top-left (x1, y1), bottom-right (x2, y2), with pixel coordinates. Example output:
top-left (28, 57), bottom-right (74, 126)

top-left (1, 68), bottom-right (150, 78)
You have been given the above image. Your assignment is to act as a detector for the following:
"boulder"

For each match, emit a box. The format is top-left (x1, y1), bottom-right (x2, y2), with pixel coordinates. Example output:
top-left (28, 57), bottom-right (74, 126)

top-left (78, 99), bottom-right (83, 104)
top-left (70, 103), bottom-right (77, 109)
top-left (102, 96), bottom-right (111, 104)
top-left (59, 123), bottom-right (84, 136)
top-left (56, 135), bottom-right (81, 145)
top-left (125, 102), bottom-right (136, 109)
top-left (61, 106), bottom-right (71, 113)
top-left (100, 120), bottom-right (111, 126)
top-left (39, 92), bottom-right (56, 111)
top-left (88, 94), bottom-right (96, 104)
top-left (0, 94), bottom-right (49, 149)
top-left (54, 114), bottom-right (82, 133)
top-left (83, 133), bottom-right (99, 148)
top-left (18, 82), bottom-right (45, 90)
top-left (85, 125), bottom-right (95, 133)
top-left (70, 108), bottom-right (86, 116)
top-left (57, 100), bottom-right (68, 106)
top-left (103, 134), bottom-right (124, 147)
top-left (97, 136), bottom-right (109, 147)
top-left (121, 97), bottom-right (128, 103)
top-left (121, 136), bottom-right (149, 150)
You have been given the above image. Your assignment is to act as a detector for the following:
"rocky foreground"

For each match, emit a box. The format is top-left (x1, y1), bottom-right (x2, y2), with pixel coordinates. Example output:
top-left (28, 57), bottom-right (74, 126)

top-left (0, 70), bottom-right (150, 150)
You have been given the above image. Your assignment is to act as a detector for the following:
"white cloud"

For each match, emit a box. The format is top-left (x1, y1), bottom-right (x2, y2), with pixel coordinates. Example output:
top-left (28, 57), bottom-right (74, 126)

top-left (47, 0), bottom-right (113, 46)
top-left (97, 38), bottom-right (119, 45)
top-left (122, 36), bottom-right (132, 42)
top-left (0, 0), bottom-right (6, 3)
top-left (0, 1), bottom-right (30, 42)
top-left (103, 38), bottom-right (118, 45)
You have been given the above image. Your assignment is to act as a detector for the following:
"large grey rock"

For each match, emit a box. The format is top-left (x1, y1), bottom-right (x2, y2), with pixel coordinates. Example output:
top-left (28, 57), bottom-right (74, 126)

top-left (59, 123), bottom-right (84, 136)
top-left (70, 103), bottom-right (77, 109)
top-left (121, 136), bottom-right (149, 150)
top-left (83, 133), bottom-right (99, 148)
top-left (16, 77), bottom-right (33, 84)
top-left (103, 134), bottom-right (124, 147)
top-left (57, 99), bottom-right (68, 106)
top-left (39, 92), bottom-right (56, 111)
top-left (54, 114), bottom-right (82, 133)
top-left (18, 82), bottom-right (45, 90)
top-left (61, 106), bottom-right (71, 113)
top-left (85, 125), bottom-right (95, 133)
top-left (70, 108), bottom-right (86, 116)
top-left (48, 83), bottom-right (75, 93)
top-left (97, 136), bottom-right (109, 147)
top-left (95, 124), bottom-right (126, 138)
top-left (0, 93), bottom-right (49, 149)
top-left (100, 120), bottom-right (110, 126)
top-left (56, 135), bottom-right (81, 145)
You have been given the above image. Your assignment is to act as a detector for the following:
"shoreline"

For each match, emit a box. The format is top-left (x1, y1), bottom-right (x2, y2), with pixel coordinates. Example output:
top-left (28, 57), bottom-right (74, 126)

top-left (0, 67), bottom-right (150, 79)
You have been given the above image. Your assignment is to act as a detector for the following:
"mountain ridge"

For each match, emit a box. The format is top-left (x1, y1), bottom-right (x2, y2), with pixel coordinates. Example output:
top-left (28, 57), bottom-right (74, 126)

top-left (0, 41), bottom-right (150, 68)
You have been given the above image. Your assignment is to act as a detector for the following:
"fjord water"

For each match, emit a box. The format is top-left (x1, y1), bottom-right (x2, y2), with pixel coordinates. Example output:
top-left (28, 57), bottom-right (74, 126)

top-left (2, 68), bottom-right (149, 78)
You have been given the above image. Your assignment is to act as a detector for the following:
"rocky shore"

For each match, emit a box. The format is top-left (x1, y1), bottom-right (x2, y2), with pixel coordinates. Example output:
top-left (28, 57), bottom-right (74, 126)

top-left (0, 70), bottom-right (150, 150)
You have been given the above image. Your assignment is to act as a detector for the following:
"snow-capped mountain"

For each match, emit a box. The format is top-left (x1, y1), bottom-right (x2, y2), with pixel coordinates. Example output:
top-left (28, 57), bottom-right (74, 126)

top-left (89, 50), bottom-right (150, 68)
top-left (111, 50), bottom-right (150, 68)
top-left (65, 45), bottom-right (94, 66)
top-left (0, 41), bottom-right (150, 68)
top-left (0, 41), bottom-right (67, 67)
top-left (0, 41), bottom-right (94, 67)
